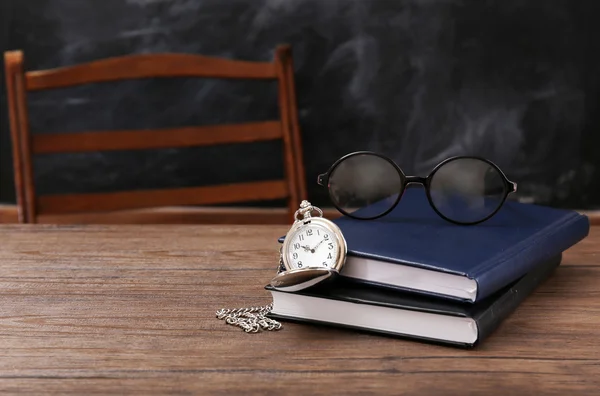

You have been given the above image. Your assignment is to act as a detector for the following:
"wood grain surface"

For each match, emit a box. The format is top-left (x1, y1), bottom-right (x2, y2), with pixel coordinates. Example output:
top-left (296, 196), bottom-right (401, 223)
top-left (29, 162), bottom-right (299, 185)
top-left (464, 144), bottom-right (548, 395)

top-left (0, 224), bottom-right (598, 395)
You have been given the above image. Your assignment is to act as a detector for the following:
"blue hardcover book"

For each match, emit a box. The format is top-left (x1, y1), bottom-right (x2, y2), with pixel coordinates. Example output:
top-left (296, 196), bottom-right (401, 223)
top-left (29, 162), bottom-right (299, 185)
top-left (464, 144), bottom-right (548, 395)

top-left (279, 188), bottom-right (589, 303)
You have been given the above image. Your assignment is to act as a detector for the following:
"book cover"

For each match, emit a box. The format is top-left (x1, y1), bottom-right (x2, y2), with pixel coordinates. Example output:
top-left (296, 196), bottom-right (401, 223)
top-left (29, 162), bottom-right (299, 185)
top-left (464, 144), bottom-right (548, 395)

top-left (279, 189), bottom-right (588, 302)
top-left (266, 253), bottom-right (562, 348)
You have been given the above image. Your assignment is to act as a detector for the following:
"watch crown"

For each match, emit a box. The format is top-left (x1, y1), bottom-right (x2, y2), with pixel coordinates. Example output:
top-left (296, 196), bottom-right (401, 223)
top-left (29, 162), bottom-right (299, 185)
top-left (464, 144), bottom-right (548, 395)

top-left (294, 200), bottom-right (322, 221)
top-left (299, 200), bottom-right (311, 209)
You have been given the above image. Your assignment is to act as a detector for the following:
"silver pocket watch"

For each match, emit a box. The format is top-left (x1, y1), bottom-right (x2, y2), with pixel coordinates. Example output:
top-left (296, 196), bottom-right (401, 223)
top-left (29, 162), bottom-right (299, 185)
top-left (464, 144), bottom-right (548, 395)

top-left (270, 200), bottom-right (348, 291)
top-left (216, 200), bottom-right (347, 333)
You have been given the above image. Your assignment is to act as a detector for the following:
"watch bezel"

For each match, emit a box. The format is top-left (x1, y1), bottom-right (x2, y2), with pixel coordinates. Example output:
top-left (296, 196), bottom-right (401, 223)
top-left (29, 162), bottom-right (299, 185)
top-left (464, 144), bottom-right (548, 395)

top-left (281, 217), bottom-right (347, 273)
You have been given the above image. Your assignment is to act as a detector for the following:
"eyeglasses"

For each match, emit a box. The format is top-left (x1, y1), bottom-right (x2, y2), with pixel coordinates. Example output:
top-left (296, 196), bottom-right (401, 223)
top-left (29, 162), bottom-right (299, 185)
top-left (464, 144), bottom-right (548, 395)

top-left (317, 151), bottom-right (517, 225)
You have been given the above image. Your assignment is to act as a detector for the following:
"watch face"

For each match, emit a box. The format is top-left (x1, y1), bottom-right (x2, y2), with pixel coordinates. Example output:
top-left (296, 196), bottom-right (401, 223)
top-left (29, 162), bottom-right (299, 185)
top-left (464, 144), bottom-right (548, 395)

top-left (286, 223), bottom-right (339, 270)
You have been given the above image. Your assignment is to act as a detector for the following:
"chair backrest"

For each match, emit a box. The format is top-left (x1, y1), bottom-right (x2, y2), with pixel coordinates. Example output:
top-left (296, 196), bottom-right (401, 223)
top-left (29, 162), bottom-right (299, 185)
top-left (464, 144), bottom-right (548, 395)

top-left (4, 45), bottom-right (307, 223)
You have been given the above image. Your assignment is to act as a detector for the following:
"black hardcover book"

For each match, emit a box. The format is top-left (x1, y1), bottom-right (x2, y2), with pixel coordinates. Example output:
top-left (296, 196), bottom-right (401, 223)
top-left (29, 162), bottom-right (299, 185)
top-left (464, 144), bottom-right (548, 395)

top-left (265, 254), bottom-right (561, 347)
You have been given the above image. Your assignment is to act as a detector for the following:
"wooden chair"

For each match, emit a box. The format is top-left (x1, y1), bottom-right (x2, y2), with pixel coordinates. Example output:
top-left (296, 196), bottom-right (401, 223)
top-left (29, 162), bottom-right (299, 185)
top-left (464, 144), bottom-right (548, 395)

top-left (4, 45), bottom-right (307, 224)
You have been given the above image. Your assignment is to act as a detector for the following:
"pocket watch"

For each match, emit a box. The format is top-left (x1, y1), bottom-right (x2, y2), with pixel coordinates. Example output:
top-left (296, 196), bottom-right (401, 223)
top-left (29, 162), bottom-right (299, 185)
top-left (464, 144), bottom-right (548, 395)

top-left (269, 200), bottom-right (347, 292)
top-left (216, 200), bottom-right (347, 333)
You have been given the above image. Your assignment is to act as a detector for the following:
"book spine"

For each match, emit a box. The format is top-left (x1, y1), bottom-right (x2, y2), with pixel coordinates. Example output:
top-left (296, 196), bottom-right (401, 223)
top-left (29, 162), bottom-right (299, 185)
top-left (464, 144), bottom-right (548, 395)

top-left (474, 253), bottom-right (562, 342)
top-left (473, 213), bottom-right (589, 301)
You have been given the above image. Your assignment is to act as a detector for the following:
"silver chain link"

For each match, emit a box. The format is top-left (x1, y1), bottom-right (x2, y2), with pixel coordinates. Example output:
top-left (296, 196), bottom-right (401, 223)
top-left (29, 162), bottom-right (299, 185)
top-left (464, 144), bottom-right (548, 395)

top-left (215, 302), bottom-right (282, 333)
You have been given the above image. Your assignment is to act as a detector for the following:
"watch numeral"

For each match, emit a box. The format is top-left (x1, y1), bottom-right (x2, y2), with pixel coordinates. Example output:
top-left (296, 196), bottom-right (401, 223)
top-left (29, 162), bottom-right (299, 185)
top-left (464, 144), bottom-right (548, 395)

top-left (294, 243), bottom-right (300, 250)
top-left (299, 234), bottom-right (304, 241)
top-left (297, 261), bottom-right (303, 268)
top-left (317, 230), bottom-right (320, 236)
top-left (327, 253), bottom-right (332, 259)
top-left (322, 262), bottom-right (328, 266)
top-left (307, 229), bottom-right (313, 236)
top-left (293, 253), bottom-right (298, 259)
top-left (328, 242), bottom-right (334, 249)
top-left (324, 234), bottom-right (329, 240)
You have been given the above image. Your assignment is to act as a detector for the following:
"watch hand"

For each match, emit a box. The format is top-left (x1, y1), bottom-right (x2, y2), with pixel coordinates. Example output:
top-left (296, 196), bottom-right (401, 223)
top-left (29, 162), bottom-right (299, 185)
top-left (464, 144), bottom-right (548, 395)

top-left (301, 245), bottom-right (311, 252)
top-left (311, 239), bottom-right (325, 252)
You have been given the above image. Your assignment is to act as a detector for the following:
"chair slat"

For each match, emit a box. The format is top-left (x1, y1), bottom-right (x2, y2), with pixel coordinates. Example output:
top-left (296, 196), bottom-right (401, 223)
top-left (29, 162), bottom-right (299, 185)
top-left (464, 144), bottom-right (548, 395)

top-left (32, 121), bottom-right (282, 154)
top-left (37, 180), bottom-right (289, 215)
top-left (26, 53), bottom-right (277, 91)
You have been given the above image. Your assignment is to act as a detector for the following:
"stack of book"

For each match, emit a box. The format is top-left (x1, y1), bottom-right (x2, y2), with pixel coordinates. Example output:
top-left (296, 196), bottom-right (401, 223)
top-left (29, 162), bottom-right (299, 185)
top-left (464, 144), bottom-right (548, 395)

top-left (267, 188), bottom-right (590, 347)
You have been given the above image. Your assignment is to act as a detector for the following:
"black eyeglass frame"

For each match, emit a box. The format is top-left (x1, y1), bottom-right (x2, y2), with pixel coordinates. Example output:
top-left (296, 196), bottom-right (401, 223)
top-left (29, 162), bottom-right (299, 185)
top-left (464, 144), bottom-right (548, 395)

top-left (317, 151), bottom-right (518, 225)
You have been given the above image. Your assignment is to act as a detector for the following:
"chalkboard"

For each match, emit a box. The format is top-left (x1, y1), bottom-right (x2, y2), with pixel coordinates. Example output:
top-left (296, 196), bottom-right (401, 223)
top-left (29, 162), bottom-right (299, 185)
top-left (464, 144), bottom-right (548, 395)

top-left (2, 0), bottom-right (600, 209)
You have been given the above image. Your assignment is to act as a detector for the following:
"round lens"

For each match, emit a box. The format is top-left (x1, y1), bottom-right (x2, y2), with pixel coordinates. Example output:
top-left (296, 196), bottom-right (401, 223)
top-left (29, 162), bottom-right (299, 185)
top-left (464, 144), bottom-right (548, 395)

top-left (327, 153), bottom-right (404, 219)
top-left (428, 158), bottom-right (507, 224)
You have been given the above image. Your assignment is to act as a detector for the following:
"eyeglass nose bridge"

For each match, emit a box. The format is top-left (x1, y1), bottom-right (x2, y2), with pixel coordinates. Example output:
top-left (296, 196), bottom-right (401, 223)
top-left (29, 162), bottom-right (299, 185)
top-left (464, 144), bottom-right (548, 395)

top-left (404, 176), bottom-right (427, 187)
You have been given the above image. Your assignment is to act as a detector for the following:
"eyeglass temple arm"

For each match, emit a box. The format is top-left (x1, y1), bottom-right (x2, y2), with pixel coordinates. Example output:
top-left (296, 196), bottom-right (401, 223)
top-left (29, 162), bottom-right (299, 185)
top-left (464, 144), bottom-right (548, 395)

top-left (318, 172), bottom-right (517, 192)
top-left (317, 173), bottom-right (327, 186)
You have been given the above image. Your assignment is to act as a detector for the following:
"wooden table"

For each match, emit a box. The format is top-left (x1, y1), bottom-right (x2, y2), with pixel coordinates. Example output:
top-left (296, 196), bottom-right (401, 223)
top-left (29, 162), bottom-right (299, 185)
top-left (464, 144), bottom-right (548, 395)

top-left (0, 224), bottom-right (598, 395)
